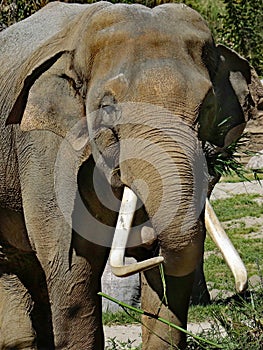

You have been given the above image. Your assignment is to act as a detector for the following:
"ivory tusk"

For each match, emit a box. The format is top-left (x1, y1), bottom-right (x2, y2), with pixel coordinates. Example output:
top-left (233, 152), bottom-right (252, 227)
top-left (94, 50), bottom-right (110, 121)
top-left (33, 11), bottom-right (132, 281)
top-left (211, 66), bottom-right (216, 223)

top-left (110, 186), bottom-right (164, 277)
top-left (205, 198), bottom-right (248, 293)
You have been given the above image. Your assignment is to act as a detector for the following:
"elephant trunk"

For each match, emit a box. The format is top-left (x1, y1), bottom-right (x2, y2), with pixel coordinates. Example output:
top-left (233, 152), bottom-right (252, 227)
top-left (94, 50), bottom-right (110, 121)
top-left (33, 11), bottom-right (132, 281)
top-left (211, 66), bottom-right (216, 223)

top-left (118, 113), bottom-right (208, 278)
top-left (107, 109), bottom-right (205, 348)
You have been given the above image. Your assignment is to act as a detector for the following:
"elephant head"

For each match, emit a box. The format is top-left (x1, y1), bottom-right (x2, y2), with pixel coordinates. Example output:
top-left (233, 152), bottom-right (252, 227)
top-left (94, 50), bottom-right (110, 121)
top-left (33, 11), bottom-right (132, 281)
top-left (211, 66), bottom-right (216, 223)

top-left (1, 2), bottom-right (262, 349)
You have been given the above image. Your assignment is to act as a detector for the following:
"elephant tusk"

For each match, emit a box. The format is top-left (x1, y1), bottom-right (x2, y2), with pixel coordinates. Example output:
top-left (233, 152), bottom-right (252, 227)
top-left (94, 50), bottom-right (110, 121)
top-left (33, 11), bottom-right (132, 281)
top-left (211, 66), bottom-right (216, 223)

top-left (205, 198), bottom-right (248, 293)
top-left (109, 186), bottom-right (164, 277)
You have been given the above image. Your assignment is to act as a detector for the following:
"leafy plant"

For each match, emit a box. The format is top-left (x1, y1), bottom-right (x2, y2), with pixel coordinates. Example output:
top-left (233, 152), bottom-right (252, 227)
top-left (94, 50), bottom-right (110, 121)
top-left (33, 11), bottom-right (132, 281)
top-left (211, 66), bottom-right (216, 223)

top-left (203, 133), bottom-right (253, 180)
top-left (217, 0), bottom-right (263, 76)
top-left (0, 0), bottom-right (49, 26)
top-left (105, 337), bottom-right (141, 350)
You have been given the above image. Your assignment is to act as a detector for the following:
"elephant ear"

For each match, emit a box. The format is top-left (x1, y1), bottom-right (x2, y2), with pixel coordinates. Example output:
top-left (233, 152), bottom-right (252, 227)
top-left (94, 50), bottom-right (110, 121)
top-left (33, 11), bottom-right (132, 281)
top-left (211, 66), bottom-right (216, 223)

top-left (1, 1), bottom-right (110, 138)
top-left (199, 44), bottom-right (263, 148)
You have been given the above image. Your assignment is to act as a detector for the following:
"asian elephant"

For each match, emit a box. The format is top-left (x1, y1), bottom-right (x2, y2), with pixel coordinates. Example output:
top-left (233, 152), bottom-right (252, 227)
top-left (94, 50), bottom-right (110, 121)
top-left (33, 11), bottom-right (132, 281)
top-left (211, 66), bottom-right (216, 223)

top-left (0, 2), bottom-right (262, 349)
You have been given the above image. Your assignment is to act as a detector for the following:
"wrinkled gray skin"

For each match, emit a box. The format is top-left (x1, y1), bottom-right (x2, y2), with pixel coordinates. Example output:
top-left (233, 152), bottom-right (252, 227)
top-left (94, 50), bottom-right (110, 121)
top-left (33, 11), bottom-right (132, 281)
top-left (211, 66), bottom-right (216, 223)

top-left (0, 2), bottom-right (262, 349)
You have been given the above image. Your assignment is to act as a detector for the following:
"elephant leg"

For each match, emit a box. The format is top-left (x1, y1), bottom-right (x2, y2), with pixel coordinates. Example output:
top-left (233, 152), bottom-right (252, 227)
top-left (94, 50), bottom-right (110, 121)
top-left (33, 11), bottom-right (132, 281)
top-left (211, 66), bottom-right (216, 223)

top-left (11, 205), bottom-right (108, 349)
top-left (0, 273), bottom-right (36, 350)
top-left (141, 270), bottom-right (195, 350)
top-left (190, 257), bottom-right (210, 305)
top-left (25, 227), bottom-right (109, 350)
top-left (15, 131), bottom-right (110, 348)
top-left (0, 247), bottom-right (54, 349)
top-left (140, 224), bottom-right (205, 350)
top-left (0, 207), bottom-right (54, 349)
top-left (69, 231), bottom-right (110, 350)
top-left (14, 252), bottom-right (55, 349)
top-left (16, 228), bottom-right (109, 349)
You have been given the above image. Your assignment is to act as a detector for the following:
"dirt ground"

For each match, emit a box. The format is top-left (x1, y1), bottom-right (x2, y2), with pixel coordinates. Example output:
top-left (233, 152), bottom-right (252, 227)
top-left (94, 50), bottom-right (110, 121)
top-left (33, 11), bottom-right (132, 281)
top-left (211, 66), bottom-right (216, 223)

top-left (104, 321), bottom-right (225, 347)
top-left (104, 180), bottom-right (263, 347)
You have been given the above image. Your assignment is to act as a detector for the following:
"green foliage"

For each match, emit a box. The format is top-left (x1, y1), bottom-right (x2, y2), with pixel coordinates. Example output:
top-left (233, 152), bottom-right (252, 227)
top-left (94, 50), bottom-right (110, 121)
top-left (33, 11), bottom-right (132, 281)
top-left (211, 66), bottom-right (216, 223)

top-left (105, 337), bottom-right (141, 350)
top-left (204, 136), bottom-right (251, 180)
top-left (0, 0), bottom-right (48, 26)
top-left (188, 289), bottom-right (263, 349)
top-left (217, 0), bottom-right (263, 76)
top-left (182, 0), bottom-right (226, 38)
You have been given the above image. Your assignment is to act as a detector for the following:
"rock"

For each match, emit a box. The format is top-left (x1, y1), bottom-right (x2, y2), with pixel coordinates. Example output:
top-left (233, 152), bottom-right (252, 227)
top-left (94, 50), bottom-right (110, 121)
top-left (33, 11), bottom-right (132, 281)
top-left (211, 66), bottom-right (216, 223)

top-left (101, 258), bottom-right (140, 312)
top-left (247, 150), bottom-right (263, 171)
top-left (0, 22), bottom-right (7, 31)
top-left (211, 181), bottom-right (263, 200)
top-left (210, 289), bottom-right (234, 300)
top-left (249, 275), bottom-right (262, 290)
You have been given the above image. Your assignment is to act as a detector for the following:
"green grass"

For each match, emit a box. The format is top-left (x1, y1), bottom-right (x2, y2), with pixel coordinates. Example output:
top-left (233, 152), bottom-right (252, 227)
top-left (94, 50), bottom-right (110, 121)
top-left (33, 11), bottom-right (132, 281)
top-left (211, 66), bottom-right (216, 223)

top-left (188, 289), bottom-right (263, 349)
top-left (105, 337), bottom-right (142, 350)
top-left (103, 310), bottom-right (140, 326)
top-left (220, 172), bottom-right (263, 183)
top-left (211, 194), bottom-right (263, 221)
top-left (204, 236), bottom-right (262, 287)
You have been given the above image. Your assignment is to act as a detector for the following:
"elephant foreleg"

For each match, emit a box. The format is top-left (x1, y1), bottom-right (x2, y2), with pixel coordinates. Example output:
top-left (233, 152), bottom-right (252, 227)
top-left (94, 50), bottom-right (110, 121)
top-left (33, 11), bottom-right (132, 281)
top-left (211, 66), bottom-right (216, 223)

top-left (32, 232), bottom-right (108, 350)
top-left (140, 222), bottom-right (205, 350)
top-left (141, 270), bottom-right (195, 350)
top-left (16, 252), bottom-right (55, 350)
top-left (0, 207), bottom-right (54, 349)
top-left (191, 257), bottom-right (210, 305)
top-left (0, 274), bottom-right (36, 350)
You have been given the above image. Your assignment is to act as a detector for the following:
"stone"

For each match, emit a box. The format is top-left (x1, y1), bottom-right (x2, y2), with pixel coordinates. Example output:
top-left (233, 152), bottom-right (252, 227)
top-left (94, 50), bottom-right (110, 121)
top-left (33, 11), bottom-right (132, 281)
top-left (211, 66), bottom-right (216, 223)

top-left (247, 150), bottom-right (263, 171)
top-left (101, 258), bottom-right (140, 312)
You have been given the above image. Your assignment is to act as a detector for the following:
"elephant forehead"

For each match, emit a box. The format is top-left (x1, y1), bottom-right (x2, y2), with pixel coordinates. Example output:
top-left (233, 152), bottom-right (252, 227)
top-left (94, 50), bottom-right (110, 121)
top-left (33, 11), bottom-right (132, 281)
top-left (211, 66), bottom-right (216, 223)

top-left (89, 3), bottom-right (211, 54)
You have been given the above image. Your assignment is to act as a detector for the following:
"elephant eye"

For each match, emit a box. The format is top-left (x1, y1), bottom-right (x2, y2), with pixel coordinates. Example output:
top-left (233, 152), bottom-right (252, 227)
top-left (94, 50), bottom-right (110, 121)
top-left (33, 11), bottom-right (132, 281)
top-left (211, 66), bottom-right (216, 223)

top-left (99, 95), bottom-right (119, 126)
top-left (100, 105), bottom-right (117, 126)
top-left (102, 104), bottom-right (116, 115)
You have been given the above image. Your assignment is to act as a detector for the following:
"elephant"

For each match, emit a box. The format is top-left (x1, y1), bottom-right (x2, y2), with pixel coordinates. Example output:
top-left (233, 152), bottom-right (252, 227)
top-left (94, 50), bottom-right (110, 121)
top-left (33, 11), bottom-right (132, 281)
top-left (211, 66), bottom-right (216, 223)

top-left (0, 2), bottom-right (262, 349)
